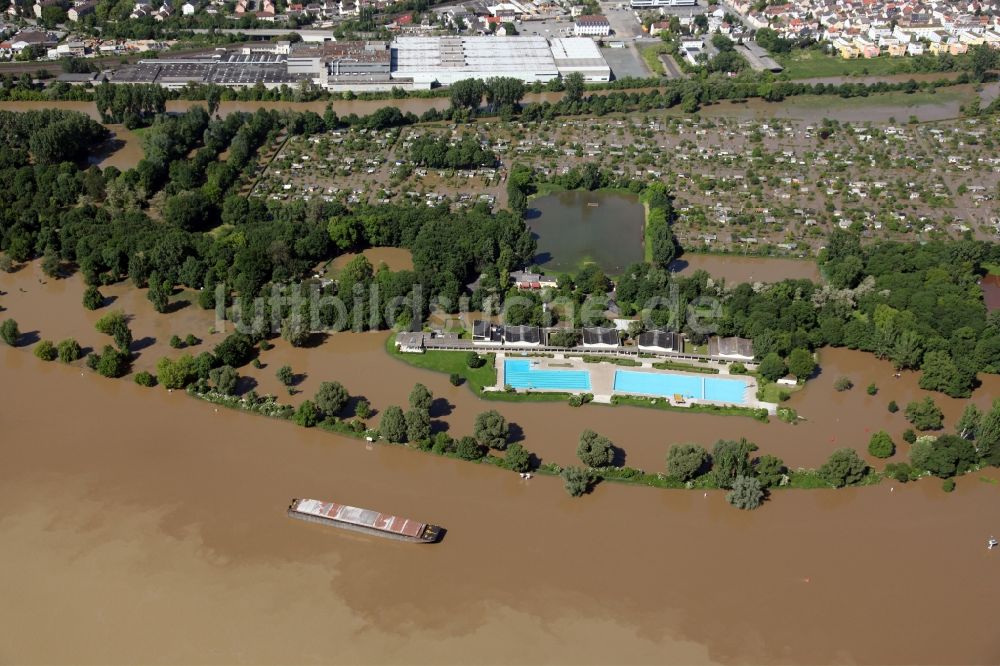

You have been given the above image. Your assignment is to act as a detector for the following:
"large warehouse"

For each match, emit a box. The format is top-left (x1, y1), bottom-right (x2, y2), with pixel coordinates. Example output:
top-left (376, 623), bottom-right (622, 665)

top-left (392, 36), bottom-right (560, 86)
top-left (110, 36), bottom-right (612, 91)
top-left (549, 37), bottom-right (611, 82)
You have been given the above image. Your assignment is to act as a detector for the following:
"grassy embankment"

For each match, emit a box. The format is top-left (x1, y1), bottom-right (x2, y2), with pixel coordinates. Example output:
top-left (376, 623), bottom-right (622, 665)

top-left (776, 50), bottom-right (920, 79)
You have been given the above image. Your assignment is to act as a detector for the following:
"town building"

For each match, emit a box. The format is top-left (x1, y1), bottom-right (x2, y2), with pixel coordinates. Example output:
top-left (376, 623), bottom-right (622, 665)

top-left (392, 36), bottom-right (559, 86)
top-left (708, 336), bottom-right (754, 361)
top-left (504, 325), bottom-right (543, 346)
top-left (637, 330), bottom-right (681, 354)
top-left (573, 15), bottom-right (610, 37)
top-left (472, 320), bottom-right (504, 345)
top-left (581, 327), bottom-right (619, 348)
top-left (549, 36), bottom-right (611, 82)
top-left (68, 0), bottom-right (96, 20)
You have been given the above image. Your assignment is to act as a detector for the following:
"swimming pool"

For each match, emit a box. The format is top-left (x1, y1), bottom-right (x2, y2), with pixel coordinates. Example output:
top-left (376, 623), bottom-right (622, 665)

top-left (613, 370), bottom-right (748, 404)
top-left (504, 359), bottom-right (592, 391)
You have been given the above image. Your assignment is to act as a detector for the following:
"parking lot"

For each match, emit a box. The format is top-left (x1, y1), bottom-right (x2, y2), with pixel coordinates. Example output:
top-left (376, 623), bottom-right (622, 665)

top-left (601, 45), bottom-right (651, 79)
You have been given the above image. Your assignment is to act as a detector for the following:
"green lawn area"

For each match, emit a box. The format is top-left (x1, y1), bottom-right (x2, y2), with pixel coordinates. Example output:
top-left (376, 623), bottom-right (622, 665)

top-left (984, 262), bottom-right (1000, 276)
top-left (638, 42), bottom-right (672, 75)
top-left (385, 336), bottom-right (497, 394)
top-left (776, 50), bottom-right (914, 79)
top-left (756, 379), bottom-right (803, 403)
top-left (652, 359), bottom-right (719, 374)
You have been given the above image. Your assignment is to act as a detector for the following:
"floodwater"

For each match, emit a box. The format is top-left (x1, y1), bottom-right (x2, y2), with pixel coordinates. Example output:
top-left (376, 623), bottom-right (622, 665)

top-left (329, 247), bottom-right (414, 274)
top-left (696, 84), bottom-right (999, 124)
top-left (527, 190), bottom-right (645, 274)
top-left (670, 254), bottom-right (821, 284)
top-left (4, 263), bottom-right (1000, 664)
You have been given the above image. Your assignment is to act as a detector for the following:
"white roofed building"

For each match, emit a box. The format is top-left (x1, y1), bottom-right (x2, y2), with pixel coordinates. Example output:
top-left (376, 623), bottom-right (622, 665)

top-left (549, 37), bottom-right (610, 82)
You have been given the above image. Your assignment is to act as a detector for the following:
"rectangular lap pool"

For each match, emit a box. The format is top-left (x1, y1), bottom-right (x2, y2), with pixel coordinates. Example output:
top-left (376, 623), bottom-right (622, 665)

top-left (504, 359), bottom-right (592, 391)
top-left (613, 370), bottom-right (748, 404)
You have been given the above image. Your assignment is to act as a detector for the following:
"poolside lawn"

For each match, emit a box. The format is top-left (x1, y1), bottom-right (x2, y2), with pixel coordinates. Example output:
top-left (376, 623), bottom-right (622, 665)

top-left (385, 337), bottom-right (497, 394)
top-left (756, 379), bottom-right (803, 403)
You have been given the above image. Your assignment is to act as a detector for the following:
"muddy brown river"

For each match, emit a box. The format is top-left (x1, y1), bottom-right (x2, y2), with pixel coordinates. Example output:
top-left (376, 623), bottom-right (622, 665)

top-left (2, 262), bottom-right (1000, 664)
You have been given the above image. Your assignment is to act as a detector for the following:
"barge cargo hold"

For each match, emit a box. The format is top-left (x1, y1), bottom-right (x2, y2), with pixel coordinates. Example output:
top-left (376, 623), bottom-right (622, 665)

top-left (287, 498), bottom-right (442, 543)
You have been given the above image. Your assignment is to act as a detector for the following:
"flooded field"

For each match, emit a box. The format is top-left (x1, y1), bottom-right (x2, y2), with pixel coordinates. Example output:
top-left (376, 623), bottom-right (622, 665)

top-left (670, 254), bottom-right (821, 284)
top-left (528, 190), bottom-right (645, 274)
top-left (328, 247), bottom-right (414, 273)
top-left (3, 275), bottom-right (1000, 663)
top-left (3, 260), bottom-right (999, 474)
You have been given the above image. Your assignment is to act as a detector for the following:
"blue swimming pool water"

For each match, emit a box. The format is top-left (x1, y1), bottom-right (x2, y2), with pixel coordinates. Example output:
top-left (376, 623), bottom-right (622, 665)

top-left (613, 370), bottom-right (747, 404)
top-left (504, 359), bottom-right (592, 391)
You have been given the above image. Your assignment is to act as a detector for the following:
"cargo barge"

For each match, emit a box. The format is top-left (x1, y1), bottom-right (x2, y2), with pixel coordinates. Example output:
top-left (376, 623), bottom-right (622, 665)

top-left (287, 498), bottom-right (442, 543)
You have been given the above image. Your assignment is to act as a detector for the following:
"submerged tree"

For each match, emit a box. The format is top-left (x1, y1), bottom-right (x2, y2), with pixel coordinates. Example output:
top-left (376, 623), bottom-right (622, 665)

top-left (726, 475), bottom-right (764, 510)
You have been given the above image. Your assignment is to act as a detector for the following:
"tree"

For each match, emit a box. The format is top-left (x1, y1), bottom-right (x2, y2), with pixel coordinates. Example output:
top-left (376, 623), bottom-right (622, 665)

top-left (408, 383), bottom-right (433, 412)
top-left (316, 381), bottom-right (349, 417)
top-left (405, 408), bottom-right (431, 442)
top-left (355, 398), bottom-right (371, 420)
top-left (294, 400), bottom-right (319, 427)
top-left (712, 438), bottom-right (758, 489)
top-left (379, 405), bottom-right (407, 443)
top-left (970, 43), bottom-right (998, 81)
top-left (455, 436), bottom-right (485, 460)
top-left (758, 352), bottom-right (787, 382)
top-left (83, 286), bottom-right (104, 310)
top-left (89, 345), bottom-right (130, 378)
top-left (561, 466), bottom-right (595, 497)
top-left (449, 78), bottom-right (485, 111)
top-left (95, 310), bottom-right (131, 352)
top-left (134, 371), bottom-right (157, 387)
top-left (209, 365), bottom-right (239, 395)
top-left (666, 443), bottom-right (710, 481)
top-left (905, 397), bottom-right (944, 431)
top-left (834, 376), bottom-right (853, 391)
top-left (147, 272), bottom-right (171, 313)
top-left (157, 355), bottom-right (197, 389)
top-left (727, 475), bottom-right (764, 510)
top-left (34, 340), bottom-right (56, 361)
top-left (504, 443), bottom-right (532, 472)
top-left (753, 455), bottom-right (786, 488)
top-left (888, 400), bottom-right (899, 413)
top-left (918, 350), bottom-right (972, 398)
top-left (281, 311), bottom-right (311, 347)
top-left (563, 71), bottom-right (585, 103)
top-left (473, 410), bottom-right (509, 450)
top-left (466, 352), bottom-right (485, 368)
top-left (276, 365), bottom-right (294, 386)
top-left (786, 348), bottom-right (815, 380)
top-left (1, 318), bottom-right (19, 346)
top-left (484, 76), bottom-right (525, 111)
top-left (57, 338), bottom-right (81, 363)
top-left (977, 401), bottom-right (1000, 465)
top-left (868, 431), bottom-right (895, 459)
top-left (956, 404), bottom-right (982, 440)
top-left (213, 333), bottom-right (254, 367)
top-left (819, 448), bottom-right (868, 487)
top-left (577, 429), bottom-right (615, 467)
top-left (910, 434), bottom-right (978, 478)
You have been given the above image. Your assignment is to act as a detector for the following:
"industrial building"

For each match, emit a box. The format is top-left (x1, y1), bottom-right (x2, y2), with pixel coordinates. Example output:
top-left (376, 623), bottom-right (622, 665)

top-left (109, 36), bottom-right (611, 91)
top-left (392, 36), bottom-right (559, 86)
top-left (549, 37), bottom-right (611, 82)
